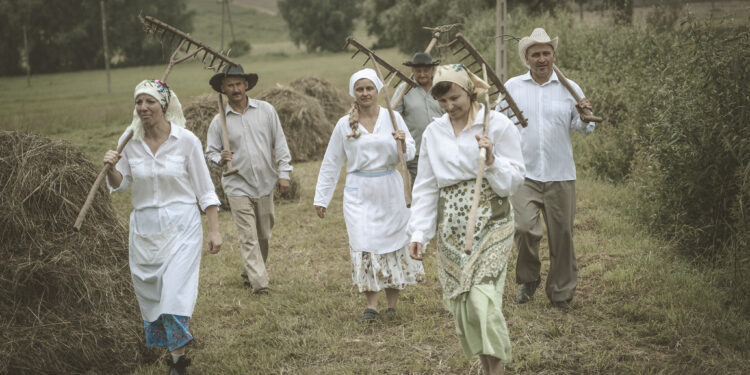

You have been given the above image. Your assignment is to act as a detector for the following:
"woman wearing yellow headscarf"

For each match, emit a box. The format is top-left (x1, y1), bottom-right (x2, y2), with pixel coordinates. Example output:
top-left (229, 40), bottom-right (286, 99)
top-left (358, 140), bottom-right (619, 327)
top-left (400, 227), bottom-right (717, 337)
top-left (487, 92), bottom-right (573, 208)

top-left (407, 64), bottom-right (526, 375)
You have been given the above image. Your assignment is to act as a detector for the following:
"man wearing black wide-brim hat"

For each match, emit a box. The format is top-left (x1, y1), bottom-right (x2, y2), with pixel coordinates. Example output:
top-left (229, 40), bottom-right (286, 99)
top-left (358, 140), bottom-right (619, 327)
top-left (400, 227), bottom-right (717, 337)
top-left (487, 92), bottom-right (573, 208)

top-left (391, 52), bottom-right (444, 189)
top-left (205, 64), bottom-right (293, 295)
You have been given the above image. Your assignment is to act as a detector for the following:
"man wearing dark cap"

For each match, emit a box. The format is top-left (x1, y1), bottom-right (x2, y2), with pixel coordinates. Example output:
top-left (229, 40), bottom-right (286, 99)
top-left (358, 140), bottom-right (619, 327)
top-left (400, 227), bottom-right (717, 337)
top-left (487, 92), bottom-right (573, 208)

top-left (205, 65), bottom-right (293, 295)
top-left (391, 52), bottom-right (444, 188)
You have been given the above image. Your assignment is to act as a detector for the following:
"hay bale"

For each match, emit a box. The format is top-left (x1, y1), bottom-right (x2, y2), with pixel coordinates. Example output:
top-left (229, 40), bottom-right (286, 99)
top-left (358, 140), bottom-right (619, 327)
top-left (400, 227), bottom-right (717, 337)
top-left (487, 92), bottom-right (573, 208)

top-left (259, 86), bottom-right (332, 162)
top-left (289, 76), bottom-right (351, 123)
top-left (0, 131), bottom-right (155, 374)
top-left (183, 93), bottom-right (230, 210)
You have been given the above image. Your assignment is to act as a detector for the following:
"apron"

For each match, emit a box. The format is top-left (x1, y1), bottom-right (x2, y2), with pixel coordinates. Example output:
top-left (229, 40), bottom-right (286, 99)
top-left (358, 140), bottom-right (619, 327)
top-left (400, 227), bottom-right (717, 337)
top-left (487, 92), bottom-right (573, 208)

top-left (343, 169), bottom-right (411, 254)
top-left (129, 202), bottom-right (202, 322)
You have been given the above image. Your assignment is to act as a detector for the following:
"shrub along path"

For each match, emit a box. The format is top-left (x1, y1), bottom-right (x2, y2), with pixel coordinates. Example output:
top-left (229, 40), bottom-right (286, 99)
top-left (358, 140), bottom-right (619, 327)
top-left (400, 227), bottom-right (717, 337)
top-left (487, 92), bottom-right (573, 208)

top-left (120, 161), bottom-right (750, 374)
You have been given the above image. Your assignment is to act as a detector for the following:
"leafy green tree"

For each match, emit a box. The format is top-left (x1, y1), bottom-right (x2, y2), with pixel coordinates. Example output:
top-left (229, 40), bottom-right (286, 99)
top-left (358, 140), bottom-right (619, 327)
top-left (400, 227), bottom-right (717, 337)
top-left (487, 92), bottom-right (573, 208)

top-left (278, 0), bottom-right (363, 53)
top-left (0, 0), bottom-right (194, 76)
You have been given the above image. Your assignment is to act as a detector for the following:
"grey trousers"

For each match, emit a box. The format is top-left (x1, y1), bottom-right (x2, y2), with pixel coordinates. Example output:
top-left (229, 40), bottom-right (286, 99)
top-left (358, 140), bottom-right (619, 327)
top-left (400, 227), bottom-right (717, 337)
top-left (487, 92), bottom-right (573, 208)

top-left (510, 179), bottom-right (577, 302)
top-left (228, 194), bottom-right (274, 291)
top-left (407, 156), bottom-right (419, 191)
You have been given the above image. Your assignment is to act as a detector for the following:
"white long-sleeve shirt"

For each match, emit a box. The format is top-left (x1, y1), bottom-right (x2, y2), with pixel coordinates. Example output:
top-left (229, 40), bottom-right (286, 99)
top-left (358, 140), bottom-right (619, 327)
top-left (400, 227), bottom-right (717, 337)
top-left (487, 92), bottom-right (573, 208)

top-left (407, 105), bottom-right (525, 246)
top-left (109, 124), bottom-right (220, 212)
top-left (498, 71), bottom-right (594, 182)
top-left (205, 98), bottom-right (293, 199)
top-left (313, 107), bottom-right (416, 208)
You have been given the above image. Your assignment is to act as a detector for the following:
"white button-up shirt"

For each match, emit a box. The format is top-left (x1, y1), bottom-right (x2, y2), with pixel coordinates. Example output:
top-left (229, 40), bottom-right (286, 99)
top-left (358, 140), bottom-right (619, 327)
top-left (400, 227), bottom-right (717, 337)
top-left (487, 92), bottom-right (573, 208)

top-left (109, 124), bottom-right (220, 211)
top-left (407, 105), bottom-right (526, 245)
top-left (498, 71), bottom-right (594, 182)
top-left (205, 98), bottom-right (293, 199)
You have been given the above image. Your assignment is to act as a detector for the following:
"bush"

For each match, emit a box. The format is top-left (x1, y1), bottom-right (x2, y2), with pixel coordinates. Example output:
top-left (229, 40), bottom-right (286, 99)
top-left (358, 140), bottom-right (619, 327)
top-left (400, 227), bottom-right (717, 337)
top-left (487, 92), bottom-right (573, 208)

top-left (228, 39), bottom-right (251, 57)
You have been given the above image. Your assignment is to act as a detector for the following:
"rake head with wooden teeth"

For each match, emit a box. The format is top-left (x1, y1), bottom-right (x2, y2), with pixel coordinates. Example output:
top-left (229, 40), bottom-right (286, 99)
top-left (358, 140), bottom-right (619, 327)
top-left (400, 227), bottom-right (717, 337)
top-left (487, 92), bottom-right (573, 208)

top-left (140, 14), bottom-right (239, 73)
top-left (447, 34), bottom-right (528, 128)
top-left (343, 37), bottom-right (418, 90)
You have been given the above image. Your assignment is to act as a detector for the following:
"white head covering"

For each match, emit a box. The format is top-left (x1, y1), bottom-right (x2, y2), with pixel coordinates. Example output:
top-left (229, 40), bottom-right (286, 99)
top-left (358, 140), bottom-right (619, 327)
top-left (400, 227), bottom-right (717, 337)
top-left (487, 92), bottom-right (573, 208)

top-left (348, 68), bottom-right (384, 97)
top-left (518, 28), bottom-right (559, 68)
top-left (127, 79), bottom-right (186, 141)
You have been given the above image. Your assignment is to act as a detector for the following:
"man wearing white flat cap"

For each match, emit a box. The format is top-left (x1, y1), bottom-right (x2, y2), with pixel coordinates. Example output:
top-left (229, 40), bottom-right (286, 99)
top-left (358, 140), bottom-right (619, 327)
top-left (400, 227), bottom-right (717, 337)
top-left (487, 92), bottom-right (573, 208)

top-left (497, 28), bottom-right (595, 311)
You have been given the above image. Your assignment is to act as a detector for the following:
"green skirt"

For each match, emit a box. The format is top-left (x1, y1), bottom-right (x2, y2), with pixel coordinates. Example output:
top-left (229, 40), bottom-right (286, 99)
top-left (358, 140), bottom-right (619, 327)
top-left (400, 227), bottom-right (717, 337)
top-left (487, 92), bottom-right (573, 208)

top-left (437, 179), bottom-right (513, 361)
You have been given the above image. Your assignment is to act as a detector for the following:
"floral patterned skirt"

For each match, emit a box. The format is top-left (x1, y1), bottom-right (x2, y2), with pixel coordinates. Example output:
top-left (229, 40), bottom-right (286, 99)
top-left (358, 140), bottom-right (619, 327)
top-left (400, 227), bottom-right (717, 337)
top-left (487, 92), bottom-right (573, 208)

top-left (350, 246), bottom-right (425, 293)
top-left (437, 179), bottom-right (514, 361)
top-left (437, 179), bottom-right (514, 300)
top-left (144, 314), bottom-right (193, 351)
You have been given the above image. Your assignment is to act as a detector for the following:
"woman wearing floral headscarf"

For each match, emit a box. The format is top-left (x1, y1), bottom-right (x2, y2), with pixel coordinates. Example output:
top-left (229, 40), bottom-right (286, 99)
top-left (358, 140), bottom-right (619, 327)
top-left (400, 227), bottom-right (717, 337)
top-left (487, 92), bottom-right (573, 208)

top-left (314, 68), bottom-right (425, 322)
top-left (407, 64), bottom-right (525, 375)
top-left (103, 79), bottom-right (222, 375)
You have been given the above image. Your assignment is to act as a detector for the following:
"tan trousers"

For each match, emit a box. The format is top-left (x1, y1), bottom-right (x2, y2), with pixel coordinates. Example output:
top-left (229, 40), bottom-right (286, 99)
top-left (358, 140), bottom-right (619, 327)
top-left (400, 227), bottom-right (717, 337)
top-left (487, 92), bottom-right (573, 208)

top-left (228, 194), bottom-right (274, 291)
top-left (510, 179), bottom-right (577, 302)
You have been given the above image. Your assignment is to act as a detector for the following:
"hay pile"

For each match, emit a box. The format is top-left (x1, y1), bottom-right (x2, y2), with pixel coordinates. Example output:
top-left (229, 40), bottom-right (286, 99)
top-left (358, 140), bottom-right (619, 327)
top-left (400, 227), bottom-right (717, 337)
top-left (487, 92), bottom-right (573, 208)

top-left (259, 86), bottom-right (331, 162)
top-left (183, 93), bottom-right (231, 209)
top-left (0, 131), bottom-right (153, 374)
top-left (289, 76), bottom-right (351, 123)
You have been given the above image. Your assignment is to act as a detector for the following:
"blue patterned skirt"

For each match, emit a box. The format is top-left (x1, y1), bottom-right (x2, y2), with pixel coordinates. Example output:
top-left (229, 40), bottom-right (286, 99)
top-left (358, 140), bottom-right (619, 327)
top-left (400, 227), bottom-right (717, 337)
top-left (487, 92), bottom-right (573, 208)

top-left (144, 314), bottom-right (193, 351)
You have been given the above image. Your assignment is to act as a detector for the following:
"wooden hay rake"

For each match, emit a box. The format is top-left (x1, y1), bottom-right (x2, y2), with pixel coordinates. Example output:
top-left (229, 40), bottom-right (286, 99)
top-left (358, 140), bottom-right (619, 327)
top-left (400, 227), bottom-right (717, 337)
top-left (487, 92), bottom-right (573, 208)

top-left (446, 33), bottom-right (528, 128)
top-left (343, 37), bottom-right (419, 207)
top-left (73, 16), bottom-right (239, 231)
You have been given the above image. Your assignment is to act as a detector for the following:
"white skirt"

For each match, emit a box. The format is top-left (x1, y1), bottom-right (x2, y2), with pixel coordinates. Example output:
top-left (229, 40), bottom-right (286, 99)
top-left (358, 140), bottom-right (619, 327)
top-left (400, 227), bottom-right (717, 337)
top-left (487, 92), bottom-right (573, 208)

top-left (129, 202), bottom-right (202, 322)
top-left (343, 169), bottom-right (410, 254)
top-left (350, 246), bottom-right (425, 293)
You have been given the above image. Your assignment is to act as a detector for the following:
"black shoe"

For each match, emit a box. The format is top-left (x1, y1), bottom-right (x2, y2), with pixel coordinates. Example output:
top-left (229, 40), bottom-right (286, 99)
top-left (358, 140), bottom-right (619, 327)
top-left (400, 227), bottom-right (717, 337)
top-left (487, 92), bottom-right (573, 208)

top-left (253, 287), bottom-right (270, 295)
top-left (517, 278), bottom-right (541, 304)
top-left (551, 299), bottom-right (571, 312)
top-left (359, 308), bottom-right (378, 322)
top-left (166, 356), bottom-right (191, 375)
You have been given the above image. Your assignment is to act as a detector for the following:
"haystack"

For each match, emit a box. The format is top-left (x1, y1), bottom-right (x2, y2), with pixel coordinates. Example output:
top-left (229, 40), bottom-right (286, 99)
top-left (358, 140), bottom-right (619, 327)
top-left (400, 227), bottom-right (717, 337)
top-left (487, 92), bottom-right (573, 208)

top-left (184, 93), bottom-right (230, 209)
top-left (259, 86), bottom-right (332, 162)
top-left (289, 76), bottom-right (351, 123)
top-left (0, 131), bottom-right (154, 374)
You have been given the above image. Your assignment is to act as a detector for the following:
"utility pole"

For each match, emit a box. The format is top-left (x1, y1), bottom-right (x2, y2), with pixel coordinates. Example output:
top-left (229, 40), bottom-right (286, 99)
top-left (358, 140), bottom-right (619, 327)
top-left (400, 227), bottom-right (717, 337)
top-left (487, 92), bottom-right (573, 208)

top-left (100, 0), bottom-right (111, 94)
top-left (23, 24), bottom-right (31, 88)
top-left (220, 0), bottom-right (225, 50)
top-left (495, 0), bottom-right (507, 83)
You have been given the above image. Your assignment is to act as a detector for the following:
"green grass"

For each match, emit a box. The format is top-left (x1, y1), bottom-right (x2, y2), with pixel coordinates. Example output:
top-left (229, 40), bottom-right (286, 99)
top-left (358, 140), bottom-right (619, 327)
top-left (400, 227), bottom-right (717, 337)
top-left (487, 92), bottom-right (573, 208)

top-left (2, 9), bottom-right (750, 373)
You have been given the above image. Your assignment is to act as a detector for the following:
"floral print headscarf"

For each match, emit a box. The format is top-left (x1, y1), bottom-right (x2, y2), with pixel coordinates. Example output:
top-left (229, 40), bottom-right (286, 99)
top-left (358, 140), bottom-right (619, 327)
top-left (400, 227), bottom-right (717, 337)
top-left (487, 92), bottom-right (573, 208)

top-left (128, 79), bottom-right (186, 141)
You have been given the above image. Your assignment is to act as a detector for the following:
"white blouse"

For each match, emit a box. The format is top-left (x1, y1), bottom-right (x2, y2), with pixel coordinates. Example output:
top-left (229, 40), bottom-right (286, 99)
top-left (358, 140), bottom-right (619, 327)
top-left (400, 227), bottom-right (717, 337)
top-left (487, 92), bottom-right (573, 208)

top-left (407, 105), bottom-right (526, 245)
top-left (313, 107), bottom-right (416, 208)
top-left (109, 124), bottom-right (220, 212)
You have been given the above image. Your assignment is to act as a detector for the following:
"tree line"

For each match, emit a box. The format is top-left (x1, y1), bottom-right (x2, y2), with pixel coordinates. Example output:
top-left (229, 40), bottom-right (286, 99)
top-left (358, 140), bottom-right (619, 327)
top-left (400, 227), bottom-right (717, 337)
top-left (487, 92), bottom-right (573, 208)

top-left (0, 0), bottom-right (194, 76)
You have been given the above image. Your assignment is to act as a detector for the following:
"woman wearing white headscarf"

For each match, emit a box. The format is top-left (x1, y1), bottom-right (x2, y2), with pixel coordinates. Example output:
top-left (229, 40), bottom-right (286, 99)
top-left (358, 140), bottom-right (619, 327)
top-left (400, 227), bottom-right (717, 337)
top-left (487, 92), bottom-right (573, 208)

top-left (407, 64), bottom-right (526, 375)
top-left (314, 68), bottom-right (424, 322)
top-left (103, 79), bottom-right (222, 375)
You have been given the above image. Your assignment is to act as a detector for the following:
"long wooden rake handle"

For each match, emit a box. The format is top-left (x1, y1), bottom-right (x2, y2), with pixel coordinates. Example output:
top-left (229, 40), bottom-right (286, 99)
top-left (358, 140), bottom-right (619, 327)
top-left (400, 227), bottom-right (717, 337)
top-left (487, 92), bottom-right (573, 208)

top-left (464, 63), bottom-right (492, 255)
top-left (552, 65), bottom-right (603, 123)
top-left (368, 52), bottom-right (412, 207)
top-left (217, 93), bottom-right (239, 176)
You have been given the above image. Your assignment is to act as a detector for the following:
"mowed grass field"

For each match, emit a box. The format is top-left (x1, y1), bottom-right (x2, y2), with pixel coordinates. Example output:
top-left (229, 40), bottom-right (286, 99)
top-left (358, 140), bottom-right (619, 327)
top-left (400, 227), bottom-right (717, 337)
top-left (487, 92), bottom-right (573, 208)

top-left (2, 2), bottom-right (750, 374)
